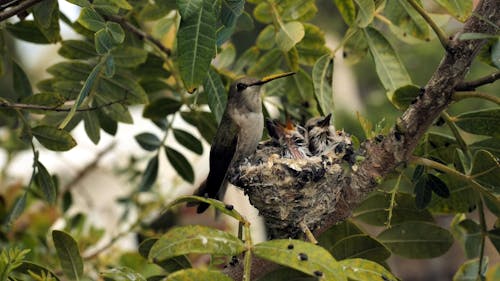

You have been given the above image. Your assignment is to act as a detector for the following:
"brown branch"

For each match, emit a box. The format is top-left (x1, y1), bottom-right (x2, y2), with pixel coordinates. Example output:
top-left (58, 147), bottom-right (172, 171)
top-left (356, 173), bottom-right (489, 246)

top-left (105, 14), bottom-right (171, 56)
top-left (455, 70), bottom-right (500, 91)
top-left (0, 99), bottom-right (125, 112)
top-left (225, 0), bottom-right (500, 279)
top-left (0, 0), bottom-right (45, 21)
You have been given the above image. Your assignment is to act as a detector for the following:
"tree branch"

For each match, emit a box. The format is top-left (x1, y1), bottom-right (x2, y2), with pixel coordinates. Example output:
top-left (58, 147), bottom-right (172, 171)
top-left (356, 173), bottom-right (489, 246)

top-left (0, 0), bottom-right (45, 22)
top-left (105, 14), bottom-right (171, 57)
top-left (453, 91), bottom-right (500, 105)
top-left (455, 70), bottom-right (500, 91)
top-left (225, 0), bottom-right (500, 279)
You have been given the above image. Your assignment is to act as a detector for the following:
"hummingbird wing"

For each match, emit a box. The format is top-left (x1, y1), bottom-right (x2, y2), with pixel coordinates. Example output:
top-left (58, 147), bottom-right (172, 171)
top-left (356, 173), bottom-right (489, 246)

top-left (195, 118), bottom-right (239, 213)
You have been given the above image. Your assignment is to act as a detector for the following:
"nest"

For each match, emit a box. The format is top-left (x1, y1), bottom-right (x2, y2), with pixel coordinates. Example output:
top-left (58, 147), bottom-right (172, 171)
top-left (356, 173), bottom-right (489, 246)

top-left (229, 127), bottom-right (359, 239)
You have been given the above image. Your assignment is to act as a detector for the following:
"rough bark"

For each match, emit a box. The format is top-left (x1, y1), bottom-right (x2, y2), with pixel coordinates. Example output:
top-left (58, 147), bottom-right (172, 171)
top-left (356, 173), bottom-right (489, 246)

top-left (225, 0), bottom-right (499, 279)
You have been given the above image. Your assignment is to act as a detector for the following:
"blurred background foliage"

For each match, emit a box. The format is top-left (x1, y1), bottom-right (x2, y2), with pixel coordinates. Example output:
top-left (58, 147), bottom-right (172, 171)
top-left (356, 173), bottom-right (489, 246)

top-left (0, 0), bottom-right (499, 280)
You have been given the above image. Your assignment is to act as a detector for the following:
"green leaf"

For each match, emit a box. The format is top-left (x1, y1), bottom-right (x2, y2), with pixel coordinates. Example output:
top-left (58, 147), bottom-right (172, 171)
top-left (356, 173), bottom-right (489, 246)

top-left (343, 27), bottom-right (368, 65)
top-left (312, 54), bottom-right (334, 116)
top-left (256, 25), bottom-right (276, 50)
top-left (12, 60), bottom-right (33, 98)
top-left (138, 155), bottom-right (159, 192)
top-left (134, 53), bottom-right (171, 79)
top-left (52, 230), bottom-right (84, 280)
top-left (428, 174), bottom-right (479, 214)
top-left (281, 0), bottom-right (317, 22)
top-left (165, 269), bottom-right (233, 281)
top-left (471, 150), bottom-right (500, 194)
top-left (488, 228), bottom-right (500, 253)
top-left (471, 138), bottom-right (500, 159)
top-left (139, 2), bottom-right (175, 21)
top-left (333, 0), bottom-right (356, 25)
top-left (47, 62), bottom-right (93, 82)
top-left (177, 0), bottom-right (217, 92)
top-left (95, 94), bottom-right (133, 123)
top-left (138, 238), bottom-right (191, 272)
top-left (384, 0), bottom-right (429, 41)
top-left (99, 73), bottom-right (148, 104)
top-left (66, 0), bottom-right (90, 7)
top-left (377, 221), bottom-right (453, 258)
top-left (204, 68), bottom-right (226, 123)
top-left (77, 7), bottom-right (106, 32)
top-left (253, 2), bottom-right (272, 24)
top-left (83, 111), bottom-right (100, 144)
top-left (389, 84), bottom-right (421, 110)
top-left (453, 258), bottom-right (488, 281)
top-left (330, 234), bottom-right (391, 262)
top-left (455, 109), bottom-right (500, 138)
top-left (459, 32), bottom-right (498, 40)
top-left (97, 110), bottom-right (118, 135)
top-left (33, 0), bottom-right (61, 43)
top-left (110, 46), bottom-right (148, 67)
top-left (104, 55), bottom-right (115, 78)
top-left (58, 40), bottom-right (97, 59)
top-left (180, 111), bottom-right (217, 143)
top-left (296, 23), bottom-right (330, 66)
top-left (94, 28), bottom-right (115, 55)
top-left (215, 43), bottom-right (236, 69)
top-left (35, 161), bottom-right (57, 205)
top-left (353, 192), bottom-right (434, 226)
top-left (339, 258), bottom-right (398, 281)
top-left (165, 146), bottom-right (194, 183)
top-left (6, 21), bottom-right (50, 44)
top-left (253, 239), bottom-right (345, 280)
top-left (354, 0), bottom-right (375, 27)
top-left (233, 47), bottom-right (260, 74)
top-left (135, 133), bottom-right (162, 151)
top-left (364, 27), bottom-right (412, 92)
top-left (318, 220), bottom-right (364, 250)
top-left (143, 97), bottom-right (182, 119)
top-left (221, 0), bottom-right (245, 28)
top-left (32, 126), bottom-right (77, 151)
top-left (173, 129), bottom-right (203, 155)
top-left (275, 21), bottom-right (305, 52)
top-left (4, 193), bottom-right (27, 229)
top-left (108, 0), bottom-right (132, 10)
top-left (452, 218), bottom-right (481, 259)
top-left (106, 22), bottom-right (125, 44)
top-left (21, 93), bottom-right (65, 109)
top-left (165, 195), bottom-right (247, 223)
top-left (14, 261), bottom-right (61, 281)
top-left (101, 267), bottom-right (146, 281)
top-left (414, 175), bottom-right (432, 209)
top-left (427, 174), bottom-right (450, 198)
top-left (149, 225), bottom-right (245, 262)
top-left (247, 48), bottom-right (283, 76)
top-left (492, 39), bottom-right (500, 69)
top-left (434, 0), bottom-right (473, 22)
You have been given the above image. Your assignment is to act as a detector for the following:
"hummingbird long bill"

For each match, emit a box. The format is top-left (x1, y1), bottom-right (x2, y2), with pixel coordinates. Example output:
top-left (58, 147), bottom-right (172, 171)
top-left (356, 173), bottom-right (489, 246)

top-left (192, 72), bottom-right (295, 213)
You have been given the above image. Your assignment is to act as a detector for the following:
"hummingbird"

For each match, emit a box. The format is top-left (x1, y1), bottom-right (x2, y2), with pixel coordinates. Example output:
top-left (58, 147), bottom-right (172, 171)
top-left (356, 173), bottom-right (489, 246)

top-left (192, 72), bottom-right (295, 213)
top-left (305, 113), bottom-right (335, 155)
top-left (265, 118), bottom-right (309, 159)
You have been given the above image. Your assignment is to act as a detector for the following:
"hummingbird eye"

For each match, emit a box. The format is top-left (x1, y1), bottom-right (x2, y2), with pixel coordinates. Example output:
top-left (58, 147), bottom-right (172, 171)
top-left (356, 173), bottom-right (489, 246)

top-left (236, 83), bottom-right (248, 91)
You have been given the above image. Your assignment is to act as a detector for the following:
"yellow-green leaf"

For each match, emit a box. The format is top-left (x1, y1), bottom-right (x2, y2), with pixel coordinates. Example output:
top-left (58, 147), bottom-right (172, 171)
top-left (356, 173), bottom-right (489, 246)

top-left (339, 258), bottom-right (398, 281)
top-left (165, 269), bottom-right (233, 281)
top-left (204, 68), bottom-right (226, 123)
top-left (257, 25), bottom-right (276, 50)
top-left (32, 126), bottom-right (77, 151)
top-left (149, 225), bottom-right (245, 262)
top-left (52, 230), bottom-right (83, 280)
top-left (385, 0), bottom-right (430, 41)
top-left (354, 0), bottom-right (375, 27)
top-left (434, 0), bottom-right (473, 22)
top-left (312, 54), bottom-right (334, 116)
top-left (275, 21), bottom-right (305, 52)
top-left (455, 109), bottom-right (500, 138)
top-left (333, 0), bottom-right (356, 25)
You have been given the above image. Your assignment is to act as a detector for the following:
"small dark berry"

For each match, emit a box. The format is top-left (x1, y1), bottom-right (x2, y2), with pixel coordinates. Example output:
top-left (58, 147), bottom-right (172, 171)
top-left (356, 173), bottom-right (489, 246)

top-left (314, 270), bottom-right (323, 277)
top-left (287, 244), bottom-right (294, 250)
top-left (298, 253), bottom-right (308, 261)
top-left (225, 204), bottom-right (234, 210)
top-left (394, 131), bottom-right (402, 141)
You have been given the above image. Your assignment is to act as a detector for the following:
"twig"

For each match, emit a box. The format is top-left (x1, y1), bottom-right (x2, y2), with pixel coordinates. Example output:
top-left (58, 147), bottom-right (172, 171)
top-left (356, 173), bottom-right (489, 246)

top-left (0, 0), bottom-right (45, 21)
top-left (440, 111), bottom-right (470, 157)
top-left (406, 0), bottom-right (451, 50)
top-left (477, 197), bottom-right (487, 279)
top-left (0, 99), bottom-right (125, 112)
top-left (105, 14), bottom-right (171, 56)
top-left (455, 71), bottom-right (500, 91)
top-left (61, 142), bottom-right (117, 196)
top-left (453, 91), bottom-right (500, 105)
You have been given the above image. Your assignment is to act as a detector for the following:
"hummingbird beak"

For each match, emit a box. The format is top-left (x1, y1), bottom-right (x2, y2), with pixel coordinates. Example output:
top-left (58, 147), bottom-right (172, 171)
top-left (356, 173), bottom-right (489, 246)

top-left (248, 72), bottom-right (295, 87)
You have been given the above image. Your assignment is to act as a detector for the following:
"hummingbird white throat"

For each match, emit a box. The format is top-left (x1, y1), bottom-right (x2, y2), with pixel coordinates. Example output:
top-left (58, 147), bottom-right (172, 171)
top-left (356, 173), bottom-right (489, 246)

top-left (192, 72), bottom-right (295, 213)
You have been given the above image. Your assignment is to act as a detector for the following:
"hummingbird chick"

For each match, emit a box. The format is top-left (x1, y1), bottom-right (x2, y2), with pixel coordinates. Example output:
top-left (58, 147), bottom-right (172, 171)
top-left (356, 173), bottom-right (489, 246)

top-left (192, 72), bottom-right (295, 213)
top-left (305, 113), bottom-right (335, 155)
top-left (265, 118), bottom-right (309, 159)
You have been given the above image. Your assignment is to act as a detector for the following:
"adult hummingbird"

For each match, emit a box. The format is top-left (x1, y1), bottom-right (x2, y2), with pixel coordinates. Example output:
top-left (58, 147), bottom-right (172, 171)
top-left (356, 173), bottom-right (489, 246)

top-left (193, 72), bottom-right (295, 213)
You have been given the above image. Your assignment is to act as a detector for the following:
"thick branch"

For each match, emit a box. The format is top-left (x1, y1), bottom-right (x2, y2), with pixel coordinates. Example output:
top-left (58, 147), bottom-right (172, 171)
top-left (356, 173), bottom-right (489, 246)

top-left (105, 14), bottom-right (171, 57)
top-left (455, 70), bottom-right (500, 91)
top-left (225, 0), bottom-right (499, 279)
top-left (0, 0), bottom-right (45, 21)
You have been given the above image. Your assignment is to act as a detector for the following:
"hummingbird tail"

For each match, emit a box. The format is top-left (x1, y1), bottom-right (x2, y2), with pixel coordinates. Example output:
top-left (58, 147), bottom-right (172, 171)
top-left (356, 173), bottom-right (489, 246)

top-left (187, 179), bottom-right (211, 213)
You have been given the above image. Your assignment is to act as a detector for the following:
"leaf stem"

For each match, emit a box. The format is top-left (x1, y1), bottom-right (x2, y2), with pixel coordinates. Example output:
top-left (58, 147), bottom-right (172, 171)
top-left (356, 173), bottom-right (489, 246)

top-left (477, 197), bottom-right (487, 280)
top-left (406, 0), bottom-right (451, 50)
top-left (386, 173), bottom-right (402, 228)
top-left (243, 221), bottom-right (253, 281)
top-left (440, 111), bottom-right (470, 158)
top-left (453, 91), bottom-right (500, 105)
